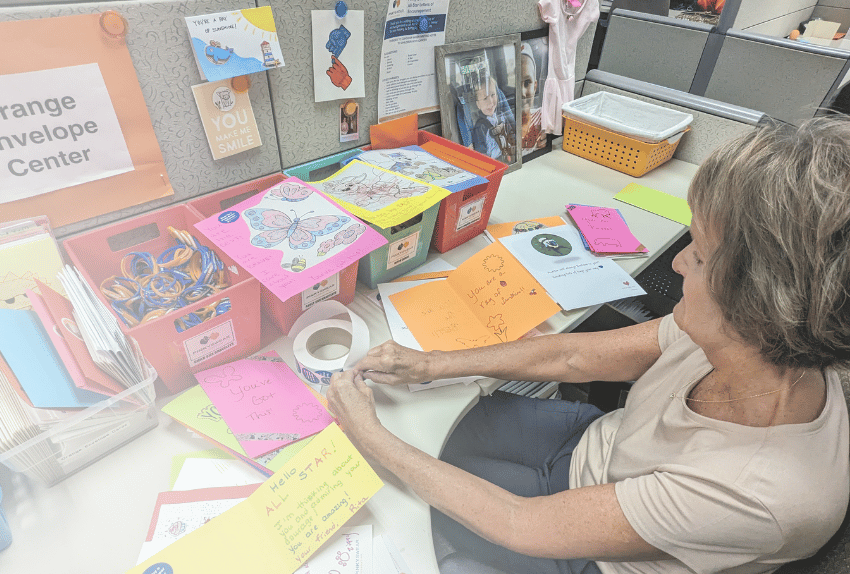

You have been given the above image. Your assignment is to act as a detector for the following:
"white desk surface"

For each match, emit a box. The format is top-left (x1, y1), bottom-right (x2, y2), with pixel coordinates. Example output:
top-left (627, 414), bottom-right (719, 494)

top-left (0, 149), bottom-right (697, 574)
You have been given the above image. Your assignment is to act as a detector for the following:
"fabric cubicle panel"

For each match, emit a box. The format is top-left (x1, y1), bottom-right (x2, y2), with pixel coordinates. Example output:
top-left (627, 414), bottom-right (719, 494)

top-left (0, 0), bottom-right (281, 238)
top-left (597, 10), bottom-right (712, 93)
top-left (263, 0), bottom-right (558, 169)
top-left (704, 31), bottom-right (848, 125)
top-left (812, 2), bottom-right (850, 33)
top-left (581, 70), bottom-right (765, 165)
top-left (731, 0), bottom-right (816, 36)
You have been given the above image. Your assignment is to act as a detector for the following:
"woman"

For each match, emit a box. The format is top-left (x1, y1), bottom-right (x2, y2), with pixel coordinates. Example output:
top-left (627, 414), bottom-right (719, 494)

top-left (327, 117), bottom-right (850, 574)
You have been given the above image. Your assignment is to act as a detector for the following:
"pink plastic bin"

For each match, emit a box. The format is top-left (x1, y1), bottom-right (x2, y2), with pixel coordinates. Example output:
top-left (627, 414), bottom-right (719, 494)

top-left (186, 175), bottom-right (359, 336)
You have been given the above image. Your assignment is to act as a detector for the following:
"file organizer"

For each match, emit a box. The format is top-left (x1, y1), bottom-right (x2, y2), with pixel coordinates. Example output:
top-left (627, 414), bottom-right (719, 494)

top-left (356, 204), bottom-right (440, 289)
top-left (0, 360), bottom-right (158, 486)
top-left (187, 174), bottom-right (359, 336)
top-left (411, 131), bottom-right (507, 253)
top-left (63, 205), bottom-right (262, 394)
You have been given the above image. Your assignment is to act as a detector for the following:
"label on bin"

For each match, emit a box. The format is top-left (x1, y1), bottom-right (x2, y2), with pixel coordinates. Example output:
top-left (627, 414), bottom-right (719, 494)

top-left (456, 197), bottom-right (486, 231)
top-left (301, 272), bottom-right (341, 311)
top-left (387, 229), bottom-right (420, 270)
top-left (183, 320), bottom-right (237, 367)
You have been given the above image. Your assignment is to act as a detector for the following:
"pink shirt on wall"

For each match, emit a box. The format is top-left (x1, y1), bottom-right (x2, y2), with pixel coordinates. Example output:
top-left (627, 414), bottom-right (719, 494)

top-left (538, 0), bottom-right (600, 135)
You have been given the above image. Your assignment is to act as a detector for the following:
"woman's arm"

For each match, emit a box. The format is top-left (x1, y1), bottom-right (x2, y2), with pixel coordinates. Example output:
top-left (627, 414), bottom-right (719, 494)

top-left (355, 317), bottom-right (664, 386)
top-left (326, 373), bottom-right (668, 562)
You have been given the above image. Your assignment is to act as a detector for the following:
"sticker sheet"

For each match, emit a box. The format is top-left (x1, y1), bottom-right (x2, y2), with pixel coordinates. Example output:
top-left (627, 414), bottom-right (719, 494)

top-left (194, 178), bottom-right (387, 302)
top-left (311, 160), bottom-right (450, 229)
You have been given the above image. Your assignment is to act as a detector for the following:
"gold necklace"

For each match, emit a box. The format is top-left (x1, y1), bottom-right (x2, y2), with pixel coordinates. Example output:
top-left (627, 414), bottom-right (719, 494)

top-left (671, 370), bottom-right (805, 403)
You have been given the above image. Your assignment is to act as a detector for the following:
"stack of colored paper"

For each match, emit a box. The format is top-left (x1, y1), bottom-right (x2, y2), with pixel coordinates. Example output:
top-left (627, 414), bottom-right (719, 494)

top-left (565, 204), bottom-right (648, 257)
top-left (161, 351), bottom-right (335, 476)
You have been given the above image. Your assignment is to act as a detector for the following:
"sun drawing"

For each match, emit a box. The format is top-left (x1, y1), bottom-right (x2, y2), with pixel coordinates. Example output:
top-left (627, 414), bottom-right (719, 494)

top-left (233, 8), bottom-right (278, 41)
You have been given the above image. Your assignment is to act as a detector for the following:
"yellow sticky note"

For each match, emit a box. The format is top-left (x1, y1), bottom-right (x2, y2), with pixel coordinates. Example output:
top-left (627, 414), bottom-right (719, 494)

top-left (0, 234), bottom-right (65, 311)
top-left (614, 183), bottom-right (692, 226)
top-left (389, 242), bottom-right (561, 351)
top-left (311, 160), bottom-right (451, 229)
top-left (127, 424), bottom-right (383, 574)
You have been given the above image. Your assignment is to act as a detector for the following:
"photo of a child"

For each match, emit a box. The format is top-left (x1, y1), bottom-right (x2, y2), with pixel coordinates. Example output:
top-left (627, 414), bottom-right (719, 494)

top-left (441, 42), bottom-right (520, 169)
top-left (520, 39), bottom-right (549, 158)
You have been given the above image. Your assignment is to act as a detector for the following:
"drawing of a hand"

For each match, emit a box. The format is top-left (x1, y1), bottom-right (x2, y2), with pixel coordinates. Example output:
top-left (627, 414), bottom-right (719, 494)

top-left (327, 56), bottom-right (352, 90)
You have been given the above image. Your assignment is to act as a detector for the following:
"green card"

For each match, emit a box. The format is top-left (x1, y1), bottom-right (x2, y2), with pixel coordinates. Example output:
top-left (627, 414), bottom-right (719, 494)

top-left (614, 183), bottom-right (692, 226)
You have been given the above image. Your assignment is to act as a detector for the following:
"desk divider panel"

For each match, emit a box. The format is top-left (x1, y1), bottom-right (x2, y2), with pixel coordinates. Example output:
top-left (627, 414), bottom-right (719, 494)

top-left (704, 30), bottom-right (849, 125)
top-left (598, 10), bottom-right (712, 93)
top-left (582, 70), bottom-right (766, 165)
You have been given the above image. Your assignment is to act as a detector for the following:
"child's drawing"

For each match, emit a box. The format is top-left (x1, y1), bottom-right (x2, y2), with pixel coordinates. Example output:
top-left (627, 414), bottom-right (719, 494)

top-left (353, 145), bottom-right (485, 192)
top-left (244, 208), bottom-right (350, 250)
top-left (318, 165), bottom-right (429, 212)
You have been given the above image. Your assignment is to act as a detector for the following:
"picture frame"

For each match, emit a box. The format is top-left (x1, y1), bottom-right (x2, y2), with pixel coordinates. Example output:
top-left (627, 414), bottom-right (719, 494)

top-left (519, 28), bottom-right (554, 163)
top-left (436, 34), bottom-right (522, 174)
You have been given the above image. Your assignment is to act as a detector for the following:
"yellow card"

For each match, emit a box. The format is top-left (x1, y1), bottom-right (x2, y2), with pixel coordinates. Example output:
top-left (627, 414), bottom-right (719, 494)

top-left (127, 424), bottom-right (383, 574)
top-left (0, 233), bottom-right (65, 311)
top-left (389, 242), bottom-right (560, 351)
top-left (613, 183), bottom-right (692, 226)
top-left (311, 160), bottom-right (451, 229)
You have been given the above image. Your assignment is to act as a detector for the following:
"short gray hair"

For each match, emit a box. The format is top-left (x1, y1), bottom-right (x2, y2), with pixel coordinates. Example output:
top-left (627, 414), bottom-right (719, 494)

top-left (688, 116), bottom-right (850, 369)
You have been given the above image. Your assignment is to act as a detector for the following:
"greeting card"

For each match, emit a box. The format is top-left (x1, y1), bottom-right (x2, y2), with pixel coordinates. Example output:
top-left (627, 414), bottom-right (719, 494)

top-left (194, 177), bottom-right (386, 303)
top-left (192, 79), bottom-right (261, 160)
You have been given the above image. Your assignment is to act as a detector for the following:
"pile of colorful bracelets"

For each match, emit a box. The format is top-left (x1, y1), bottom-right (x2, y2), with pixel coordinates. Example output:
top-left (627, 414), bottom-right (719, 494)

top-left (99, 227), bottom-right (230, 332)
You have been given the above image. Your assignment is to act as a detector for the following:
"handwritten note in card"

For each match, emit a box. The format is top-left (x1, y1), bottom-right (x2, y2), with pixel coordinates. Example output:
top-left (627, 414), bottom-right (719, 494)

top-left (128, 424), bottom-right (383, 574)
top-left (196, 353), bottom-right (334, 458)
top-left (389, 241), bottom-right (560, 351)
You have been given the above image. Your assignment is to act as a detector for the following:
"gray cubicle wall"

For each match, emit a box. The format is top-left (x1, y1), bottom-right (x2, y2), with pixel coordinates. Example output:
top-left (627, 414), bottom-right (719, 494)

top-left (703, 30), bottom-right (850, 124)
top-left (0, 0), bottom-right (282, 237)
top-left (597, 10), bottom-right (712, 93)
top-left (729, 0), bottom-right (816, 36)
top-left (581, 70), bottom-right (767, 165)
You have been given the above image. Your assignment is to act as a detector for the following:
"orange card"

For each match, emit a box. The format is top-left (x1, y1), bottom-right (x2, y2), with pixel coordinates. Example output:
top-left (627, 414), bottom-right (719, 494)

top-left (389, 242), bottom-right (560, 351)
top-left (369, 113), bottom-right (418, 150)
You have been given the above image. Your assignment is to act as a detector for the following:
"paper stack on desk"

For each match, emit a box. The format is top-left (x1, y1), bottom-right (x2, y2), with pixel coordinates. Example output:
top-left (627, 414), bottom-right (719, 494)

top-left (565, 204), bottom-right (649, 258)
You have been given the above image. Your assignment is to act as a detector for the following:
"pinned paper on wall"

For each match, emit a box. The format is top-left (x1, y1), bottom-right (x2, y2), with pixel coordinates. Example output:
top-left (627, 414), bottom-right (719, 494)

top-left (0, 13), bottom-right (172, 227)
top-left (185, 7), bottom-right (284, 82)
top-left (350, 145), bottom-right (488, 193)
top-left (311, 10), bottom-right (365, 102)
top-left (192, 79), bottom-right (262, 160)
top-left (311, 160), bottom-right (450, 229)
top-left (389, 241), bottom-right (560, 351)
top-left (194, 178), bottom-right (387, 303)
top-left (196, 353), bottom-right (334, 458)
top-left (128, 424), bottom-right (384, 574)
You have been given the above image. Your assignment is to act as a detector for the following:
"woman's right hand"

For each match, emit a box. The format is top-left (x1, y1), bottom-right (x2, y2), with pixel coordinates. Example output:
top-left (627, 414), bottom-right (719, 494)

top-left (354, 340), bottom-right (433, 386)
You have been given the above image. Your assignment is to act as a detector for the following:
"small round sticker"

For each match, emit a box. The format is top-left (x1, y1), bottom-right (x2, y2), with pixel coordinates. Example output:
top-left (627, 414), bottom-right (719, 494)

top-left (218, 210), bottom-right (240, 224)
top-left (142, 563), bottom-right (173, 574)
top-left (531, 233), bottom-right (573, 257)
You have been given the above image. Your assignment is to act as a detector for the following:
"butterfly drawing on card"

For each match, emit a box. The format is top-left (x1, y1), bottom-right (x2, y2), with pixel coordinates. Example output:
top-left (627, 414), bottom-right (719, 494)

top-left (268, 182), bottom-right (313, 202)
top-left (243, 208), bottom-right (350, 250)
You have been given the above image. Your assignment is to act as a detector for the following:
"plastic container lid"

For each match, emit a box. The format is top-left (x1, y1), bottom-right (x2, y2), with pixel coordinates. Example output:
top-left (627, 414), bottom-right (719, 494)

top-left (562, 92), bottom-right (693, 143)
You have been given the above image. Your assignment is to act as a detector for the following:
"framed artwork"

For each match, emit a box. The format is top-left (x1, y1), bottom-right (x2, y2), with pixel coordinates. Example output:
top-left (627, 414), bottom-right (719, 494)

top-left (436, 34), bottom-right (522, 173)
top-left (520, 28), bottom-right (553, 162)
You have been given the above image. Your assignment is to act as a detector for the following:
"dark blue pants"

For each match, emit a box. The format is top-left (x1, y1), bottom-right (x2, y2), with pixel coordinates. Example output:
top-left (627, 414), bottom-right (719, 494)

top-left (433, 391), bottom-right (605, 574)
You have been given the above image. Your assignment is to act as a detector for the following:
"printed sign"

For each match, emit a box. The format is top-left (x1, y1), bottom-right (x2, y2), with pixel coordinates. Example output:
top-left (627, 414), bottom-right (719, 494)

top-left (301, 272), bottom-right (341, 310)
top-left (0, 64), bottom-right (134, 203)
top-left (182, 320), bottom-right (236, 368)
top-left (387, 229), bottom-right (420, 270)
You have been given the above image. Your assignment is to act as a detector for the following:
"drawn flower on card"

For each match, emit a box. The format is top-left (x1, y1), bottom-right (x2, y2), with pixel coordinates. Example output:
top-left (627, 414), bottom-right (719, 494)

top-left (203, 365), bottom-right (241, 388)
top-left (292, 402), bottom-right (326, 423)
top-left (482, 254), bottom-right (504, 273)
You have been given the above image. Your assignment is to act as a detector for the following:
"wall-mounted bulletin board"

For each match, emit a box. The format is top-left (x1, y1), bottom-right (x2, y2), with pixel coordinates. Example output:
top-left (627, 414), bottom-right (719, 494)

top-left (0, 0), bottom-right (282, 237)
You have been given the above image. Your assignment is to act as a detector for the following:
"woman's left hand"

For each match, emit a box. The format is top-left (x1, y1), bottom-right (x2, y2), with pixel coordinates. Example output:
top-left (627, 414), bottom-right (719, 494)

top-left (326, 370), bottom-right (382, 454)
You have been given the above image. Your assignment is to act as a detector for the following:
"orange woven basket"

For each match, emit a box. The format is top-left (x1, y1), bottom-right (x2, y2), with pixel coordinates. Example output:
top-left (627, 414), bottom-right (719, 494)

top-left (561, 115), bottom-right (689, 177)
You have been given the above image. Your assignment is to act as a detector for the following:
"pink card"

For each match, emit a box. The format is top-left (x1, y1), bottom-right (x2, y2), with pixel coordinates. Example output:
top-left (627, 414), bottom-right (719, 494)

top-left (194, 177), bottom-right (387, 303)
top-left (565, 204), bottom-right (648, 254)
top-left (196, 351), bottom-right (334, 458)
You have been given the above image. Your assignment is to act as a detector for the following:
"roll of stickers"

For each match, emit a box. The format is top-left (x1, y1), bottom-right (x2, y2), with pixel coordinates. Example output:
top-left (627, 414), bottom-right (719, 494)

top-left (287, 300), bottom-right (369, 385)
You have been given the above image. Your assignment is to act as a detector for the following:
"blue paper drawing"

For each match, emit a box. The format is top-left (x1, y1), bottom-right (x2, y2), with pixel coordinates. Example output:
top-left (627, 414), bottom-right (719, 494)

top-left (326, 25), bottom-right (351, 58)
